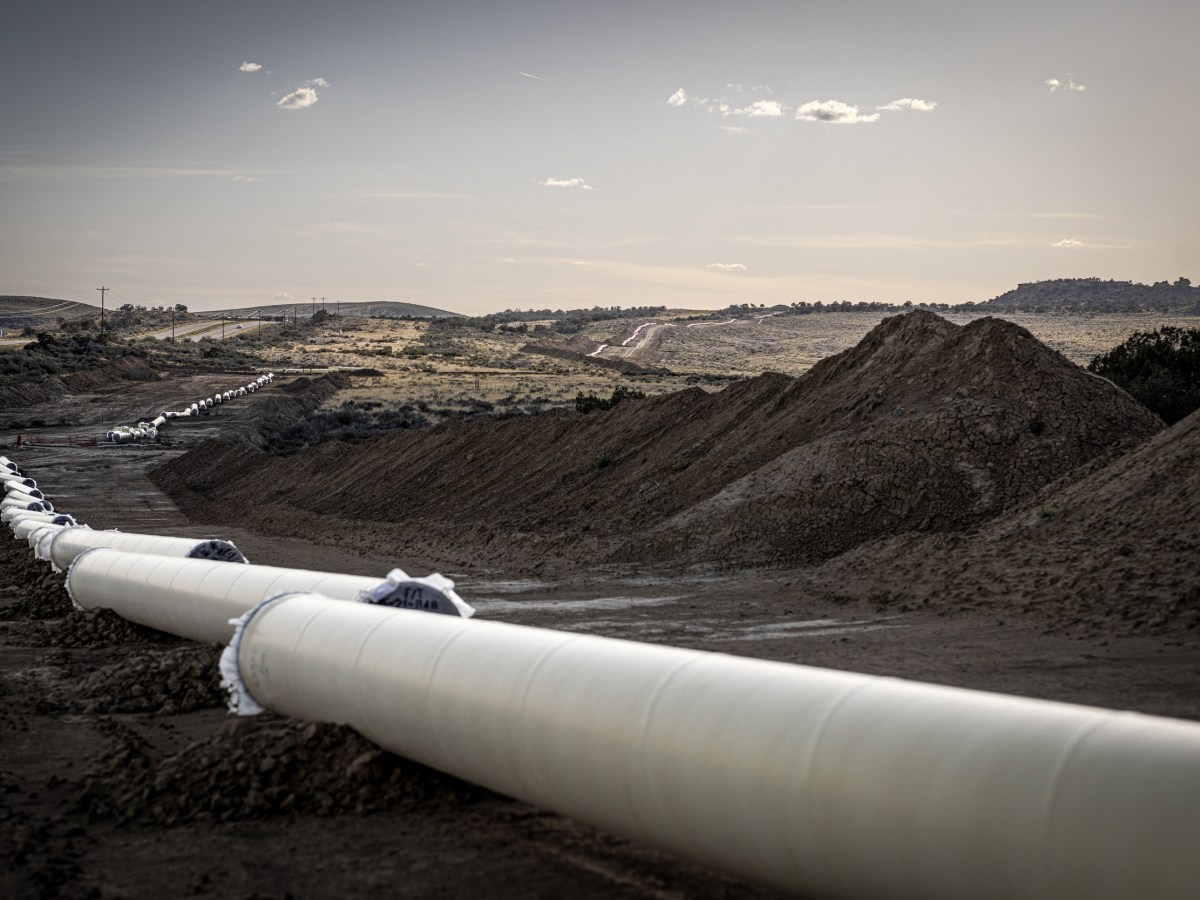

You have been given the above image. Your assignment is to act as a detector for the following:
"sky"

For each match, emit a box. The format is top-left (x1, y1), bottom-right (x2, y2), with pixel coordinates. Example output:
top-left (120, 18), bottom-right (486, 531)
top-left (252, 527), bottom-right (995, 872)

top-left (1, 0), bottom-right (1197, 315)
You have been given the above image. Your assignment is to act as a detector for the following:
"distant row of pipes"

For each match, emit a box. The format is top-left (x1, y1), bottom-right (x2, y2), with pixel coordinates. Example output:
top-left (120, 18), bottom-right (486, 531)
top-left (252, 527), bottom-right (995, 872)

top-left (4, 449), bottom-right (1200, 899)
top-left (106, 373), bottom-right (274, 444)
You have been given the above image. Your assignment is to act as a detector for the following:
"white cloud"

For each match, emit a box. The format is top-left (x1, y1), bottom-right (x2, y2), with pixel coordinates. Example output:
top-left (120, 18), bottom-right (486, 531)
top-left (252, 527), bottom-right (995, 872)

top-left (308, 77), bottom-right (330, 87)
top-left (519, 71), bottom-right (545, 81)
top-left (796, 100), bottom-right (879, 124)
top-left (231, 175), bottom-right (257, 183)
top-left (277, 87), bottom-right (318, 110)
top-left (719, 126), bottom-right (753, 135)
top-left (239, 62), bottom-right (263, 73)
top-left (1053, 238), bottom-right (1085, 248)
top-left (540, 177), bottom-right (594, 191)
top-left (734, 99), bottom-right (786, 118)
top-left (667, 88), bottom-right (688, 107)
top-left (707, 262), bottom-right (747, 271)
top-left (1046, 75), bottom-right (1086, 93)
top-left (877, 98), bottom-right (938, 112)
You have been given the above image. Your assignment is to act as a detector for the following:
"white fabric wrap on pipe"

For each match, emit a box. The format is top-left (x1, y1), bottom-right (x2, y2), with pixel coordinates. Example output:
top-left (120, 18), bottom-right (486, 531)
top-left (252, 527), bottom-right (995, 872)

top-left (48, 527), bottom-right (247, 573)
top-left (4, 476), bottom-right (36, 491)
top-left (224, 594), bottom-right (1200, 900)
top-left (65, 551), bottom-right (470, 644)
top-left (6, 484), bottom-right (45, 499)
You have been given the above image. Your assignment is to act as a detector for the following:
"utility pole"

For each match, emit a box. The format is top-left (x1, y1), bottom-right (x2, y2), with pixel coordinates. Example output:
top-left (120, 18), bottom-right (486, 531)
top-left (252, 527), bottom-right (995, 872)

top-left (321, 296), bottom-right (326, 312)
top-left (170, 306), bottom-right (175, 342)
top-left (221, 313), bottom-right (226, 339)
top-left (311, 296), bottom-right (317, 317)
top-left (96, 286), bottom-right (108, 331)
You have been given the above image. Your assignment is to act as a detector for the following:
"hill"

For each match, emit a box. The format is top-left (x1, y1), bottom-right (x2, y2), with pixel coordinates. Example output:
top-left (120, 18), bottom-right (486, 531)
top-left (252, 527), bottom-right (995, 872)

top-left (982, 277), bottom-right (1200, 313)
top-left (0, 296), bottom-right (101, 331)
top-left (154, 311), bottom-right (1162, 576)
top-left (205, 300), bottom-right (460, 320)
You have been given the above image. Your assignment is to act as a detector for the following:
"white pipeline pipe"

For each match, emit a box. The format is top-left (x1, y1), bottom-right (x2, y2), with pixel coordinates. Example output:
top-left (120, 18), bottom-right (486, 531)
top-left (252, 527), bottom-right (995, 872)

top-left (3, 476), bottom-right (36, 491)
top-left (224, 594), bottom-right (1200, 900)
top-left (2, 497), bottom-right (47, 514)
top-left (66, 550), bottom-right (472, 644)
top-left (5, 491), bottom-right (53, 512)
top-left (12, 517), bottom-right (62, 542)
top-left (0, 456), bottom-right (19, 473)
top-left (4, 509), bottom-right (76, 528)
top-left (47, 527), bottom-right (247, 572)
top-left (6, 485), bottom-right (46, 501)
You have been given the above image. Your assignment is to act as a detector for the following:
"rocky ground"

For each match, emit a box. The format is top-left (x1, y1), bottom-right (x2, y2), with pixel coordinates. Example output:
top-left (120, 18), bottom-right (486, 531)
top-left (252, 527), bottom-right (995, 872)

top-left (2, 312), bottom-right (1198, 898)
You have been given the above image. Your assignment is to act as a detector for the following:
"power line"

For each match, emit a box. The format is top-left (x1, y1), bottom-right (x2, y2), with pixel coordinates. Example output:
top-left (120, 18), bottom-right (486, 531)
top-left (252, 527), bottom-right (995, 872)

top-left (96, 286), bottom-right (108, 331)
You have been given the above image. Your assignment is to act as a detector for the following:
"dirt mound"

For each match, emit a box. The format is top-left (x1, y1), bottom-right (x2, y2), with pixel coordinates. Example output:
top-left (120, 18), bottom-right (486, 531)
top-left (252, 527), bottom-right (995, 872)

top-left (0, 356), bottom-right (159, 410)
top-left (819, 407), bottom-right (1200, 636)
top-left (155, 312), bottom-right (1161, 572)
top-left (35, 645), bottom-right (224, 715)
top-left (77, 717), bottom-right (495, 827)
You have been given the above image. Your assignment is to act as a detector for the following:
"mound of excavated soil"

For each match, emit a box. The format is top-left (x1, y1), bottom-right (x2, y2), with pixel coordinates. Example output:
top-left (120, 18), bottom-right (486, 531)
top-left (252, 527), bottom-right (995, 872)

top-left (817, 406), bottom-right (1200, 637)
top-left (77, 717), bottom-right (495, 827)
top-left (155, 312), bottom-right (1161, 572)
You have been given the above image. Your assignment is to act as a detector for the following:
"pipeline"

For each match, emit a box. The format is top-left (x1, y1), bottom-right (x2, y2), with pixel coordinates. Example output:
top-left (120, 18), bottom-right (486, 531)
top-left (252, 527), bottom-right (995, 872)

top-left (221, 593), bottom-right (1200, 900)
top-left (2, 508), bottom-right (75, 527)
top-left (105, 373), bottom-right (274, 443)
top-left (45, 526), bottom-right (247, 572)
top-left (65, 549), bottom-right (472, 645)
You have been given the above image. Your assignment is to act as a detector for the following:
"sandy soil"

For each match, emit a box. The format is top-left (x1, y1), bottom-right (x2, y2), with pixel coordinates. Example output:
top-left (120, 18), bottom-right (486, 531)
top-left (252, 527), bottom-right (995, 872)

top-left (2, 316), bottom-right (1198, 899)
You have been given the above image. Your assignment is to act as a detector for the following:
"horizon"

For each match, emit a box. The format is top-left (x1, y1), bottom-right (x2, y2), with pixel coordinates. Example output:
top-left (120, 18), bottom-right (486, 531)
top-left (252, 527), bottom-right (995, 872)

top-left (2, 1), bottom-right (1197, 315)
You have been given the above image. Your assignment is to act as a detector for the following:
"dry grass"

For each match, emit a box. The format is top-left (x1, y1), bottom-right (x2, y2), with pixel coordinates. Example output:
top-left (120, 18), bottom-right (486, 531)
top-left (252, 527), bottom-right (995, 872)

top-left (244, 310), bottom-right (1199, 418)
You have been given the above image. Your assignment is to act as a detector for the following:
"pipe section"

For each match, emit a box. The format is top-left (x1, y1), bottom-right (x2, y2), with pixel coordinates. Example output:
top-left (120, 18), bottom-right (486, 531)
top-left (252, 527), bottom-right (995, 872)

top-left (66, 550), bottom-right (471, 644)
top-left (2, 497), bottom-right (47, 513)
top-left (3, 508), bottom-right (74, 527)
top-left (47, 526), bottom-right (247, 572)
top-left (224, 594), bottom-right (1200, 900)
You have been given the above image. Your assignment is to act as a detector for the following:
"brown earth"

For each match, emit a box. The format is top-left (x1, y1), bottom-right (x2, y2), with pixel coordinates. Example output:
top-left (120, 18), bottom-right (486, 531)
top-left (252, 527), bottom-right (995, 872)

top-left (155, 312), bottom-right (1163, 575)
top-left (2, 312), bottom-right (1199, 899)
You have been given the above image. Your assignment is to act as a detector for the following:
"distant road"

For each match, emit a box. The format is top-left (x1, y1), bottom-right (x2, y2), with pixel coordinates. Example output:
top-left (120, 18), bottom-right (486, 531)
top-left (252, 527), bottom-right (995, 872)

top-left (140, 320), bottom-right (269, 342)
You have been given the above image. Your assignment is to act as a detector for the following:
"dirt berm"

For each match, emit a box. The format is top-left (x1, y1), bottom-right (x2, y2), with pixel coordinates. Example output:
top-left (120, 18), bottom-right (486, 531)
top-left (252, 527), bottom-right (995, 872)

top-left (154, 311), bottom-right (1162, 573)
top-left (815, 404), bottom-right (1200, 637)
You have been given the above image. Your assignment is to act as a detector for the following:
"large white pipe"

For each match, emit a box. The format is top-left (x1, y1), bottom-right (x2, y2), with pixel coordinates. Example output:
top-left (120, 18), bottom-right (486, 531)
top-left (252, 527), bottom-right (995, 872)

top-left (6, 485), bottom-right (46, 502)
top-left (4, 509), bottom-right (76, 528)
top-left (66, 550), bottom-right (472, 645)
top-left (2, 497), bottom-right (47, 514)
top-left (3, 476), bottom-right (36, 491)
top-left (5, 490), bottom-right (52, 512)
top-left (47, 527), bottom-right (247, 572)
top-left (17, 521), bottom-right (63, 548)
top-left (223, 594), bottom-right (1200, 900)
top-left (0, 456), bottom-right (19, 473)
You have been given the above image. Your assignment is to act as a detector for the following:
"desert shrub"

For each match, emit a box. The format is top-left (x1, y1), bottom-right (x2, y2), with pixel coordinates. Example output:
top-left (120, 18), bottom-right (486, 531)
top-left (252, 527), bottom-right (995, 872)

top-left (1087, 326), bottom-right (1200, 424)
top-left (575, 385), bottom-right (647, 414)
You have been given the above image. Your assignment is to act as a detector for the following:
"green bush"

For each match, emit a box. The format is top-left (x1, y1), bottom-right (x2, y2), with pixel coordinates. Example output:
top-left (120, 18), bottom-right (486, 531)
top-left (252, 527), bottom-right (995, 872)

top-left (1087, 326), bottom-right (1200, 425)
top-left (575, 385), bottom-right (647, 414)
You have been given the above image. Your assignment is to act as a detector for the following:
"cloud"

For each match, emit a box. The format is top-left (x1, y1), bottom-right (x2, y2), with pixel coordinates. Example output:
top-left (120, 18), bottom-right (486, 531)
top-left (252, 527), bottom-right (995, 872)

top-left (277, 87), bottom-right (318, 110)
top-left (308, 77), bottom-right (329, 87)
top-left (707, 262), bottom-right (747, 271)
top-left (519, 71), bottom-right (545, 81)
top-left (1053, 238), bottom-right (1085, 248)
top-left (719, 126), bottom-right (753, 135)
top-left (231, 175), bottom-right (257, 183)
top-left (540, 177), bottom-right (594, 191)
top-left (272, 292), bottom-right (295, 304)
top-left (796, 100), bottom-right (879, 124)
top-left (1046, 75), bottom-right (1086, 93)
top-left (667, 88), bottom-right (689, 107)
top-left (877, 98), bottom-right (938, 112)
top-left (239, 62), bottom-right (263, 73)
top-left (733, 99), bottom-right (786, 118)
